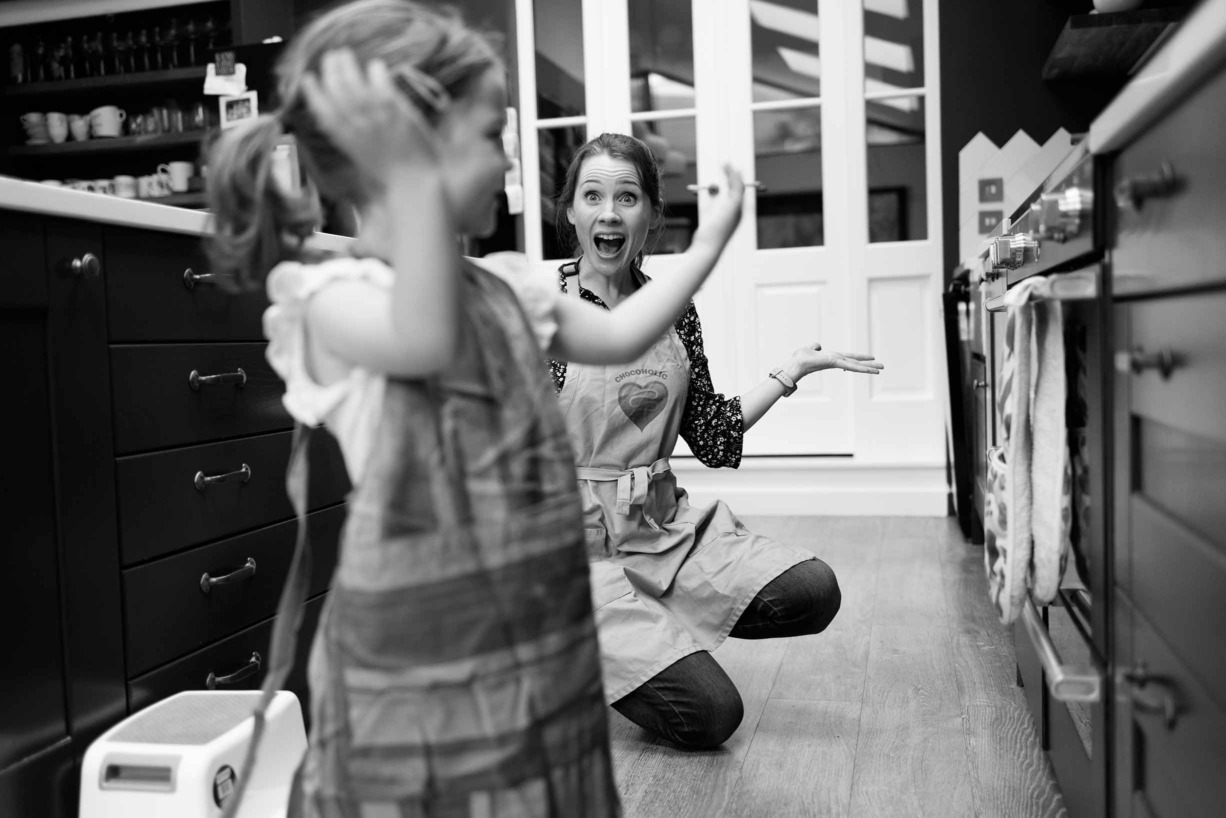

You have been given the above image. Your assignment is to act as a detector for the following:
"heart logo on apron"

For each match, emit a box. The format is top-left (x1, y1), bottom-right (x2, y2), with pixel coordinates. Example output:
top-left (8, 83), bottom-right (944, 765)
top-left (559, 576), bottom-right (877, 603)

top-left (617, 380), bottom-right (669, 430)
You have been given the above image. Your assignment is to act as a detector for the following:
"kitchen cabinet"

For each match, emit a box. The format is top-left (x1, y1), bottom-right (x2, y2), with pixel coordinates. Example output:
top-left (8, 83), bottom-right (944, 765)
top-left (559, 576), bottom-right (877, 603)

top-left (0, 208), bottom-right (345, 818)
top-left (1108, 62), bottom-right (1226, 817)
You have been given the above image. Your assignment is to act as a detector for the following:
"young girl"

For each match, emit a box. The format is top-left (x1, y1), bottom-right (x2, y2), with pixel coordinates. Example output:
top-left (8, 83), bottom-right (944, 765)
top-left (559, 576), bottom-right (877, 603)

top-left (204, 2), bottom-right (746, 815)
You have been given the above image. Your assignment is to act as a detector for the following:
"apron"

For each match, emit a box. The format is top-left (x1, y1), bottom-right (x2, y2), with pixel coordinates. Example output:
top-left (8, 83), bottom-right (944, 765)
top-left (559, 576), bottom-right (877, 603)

top-left (285, 262), bottom-right (618, 817)
top-left (556, 266), bottom-right (813, 703)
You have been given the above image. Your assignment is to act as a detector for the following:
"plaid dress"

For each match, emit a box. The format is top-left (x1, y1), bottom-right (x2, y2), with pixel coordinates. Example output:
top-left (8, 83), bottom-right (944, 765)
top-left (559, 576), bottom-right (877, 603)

top-left (291, 261), bottom-right (619, 817)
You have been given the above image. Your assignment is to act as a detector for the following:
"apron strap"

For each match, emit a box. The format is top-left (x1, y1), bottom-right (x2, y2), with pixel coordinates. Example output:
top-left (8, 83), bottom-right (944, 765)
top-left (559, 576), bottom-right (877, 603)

top-left (222, 422), bottom-right (315, 818)
top-left (575, 456), bottom-right (671, 516)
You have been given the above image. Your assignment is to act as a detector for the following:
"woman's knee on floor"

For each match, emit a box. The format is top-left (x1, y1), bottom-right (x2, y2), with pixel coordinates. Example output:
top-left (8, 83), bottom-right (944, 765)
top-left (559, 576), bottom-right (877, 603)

top-left (765, 558), bottom-right (842, 635)
top-left (612, 654), bottom-right (744, 750)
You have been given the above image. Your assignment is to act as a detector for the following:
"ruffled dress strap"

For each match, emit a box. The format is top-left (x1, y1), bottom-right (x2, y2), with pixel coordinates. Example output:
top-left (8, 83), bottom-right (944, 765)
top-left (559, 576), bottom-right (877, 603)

top-left (263, 256), bottom-right (394, 426)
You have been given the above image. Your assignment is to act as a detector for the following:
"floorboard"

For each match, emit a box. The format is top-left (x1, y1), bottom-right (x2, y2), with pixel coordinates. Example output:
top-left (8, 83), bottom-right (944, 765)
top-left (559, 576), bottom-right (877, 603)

top-left (607, 516), bottom-right (1067, 817)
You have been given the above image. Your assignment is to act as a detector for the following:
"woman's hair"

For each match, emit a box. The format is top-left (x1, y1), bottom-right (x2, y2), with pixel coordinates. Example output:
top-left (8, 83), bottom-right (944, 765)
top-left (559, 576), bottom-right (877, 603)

top-left (204, 0), bottom-right (503, 290)
top-left (554, 132), bottom-right (665, 261)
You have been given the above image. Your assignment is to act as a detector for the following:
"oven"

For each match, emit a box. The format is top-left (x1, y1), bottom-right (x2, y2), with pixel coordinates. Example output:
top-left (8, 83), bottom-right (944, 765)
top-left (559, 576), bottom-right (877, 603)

top-left (981, 138), bottom-right (1112, 818)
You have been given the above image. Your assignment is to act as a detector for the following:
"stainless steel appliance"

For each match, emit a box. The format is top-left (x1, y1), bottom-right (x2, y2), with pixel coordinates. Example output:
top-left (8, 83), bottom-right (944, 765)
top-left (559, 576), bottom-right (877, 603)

top-left (980, 136), bottom-right (1111, 818)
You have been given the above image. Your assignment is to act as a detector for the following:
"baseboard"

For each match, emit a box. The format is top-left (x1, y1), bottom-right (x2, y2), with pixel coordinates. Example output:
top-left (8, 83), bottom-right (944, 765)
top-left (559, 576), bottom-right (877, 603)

top-left (669, 457), bottom-right (950, 516)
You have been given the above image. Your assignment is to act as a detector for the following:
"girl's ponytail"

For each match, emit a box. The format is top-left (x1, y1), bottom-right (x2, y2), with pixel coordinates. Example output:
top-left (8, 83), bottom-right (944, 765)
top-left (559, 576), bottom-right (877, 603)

top-left (203, 114), bottom-right (321, 291)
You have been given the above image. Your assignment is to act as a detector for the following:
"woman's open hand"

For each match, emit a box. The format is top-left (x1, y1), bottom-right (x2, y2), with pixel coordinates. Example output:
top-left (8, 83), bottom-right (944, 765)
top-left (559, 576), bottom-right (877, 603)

top-left (789, 342), bottom-right (884, 378)
top-left (300, 49), bottom-right (440, 185)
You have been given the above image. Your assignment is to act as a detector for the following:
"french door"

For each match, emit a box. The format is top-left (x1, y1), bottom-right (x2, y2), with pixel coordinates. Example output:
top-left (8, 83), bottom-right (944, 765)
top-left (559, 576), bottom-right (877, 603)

top-left (516, 0), bottom-right (944, 463)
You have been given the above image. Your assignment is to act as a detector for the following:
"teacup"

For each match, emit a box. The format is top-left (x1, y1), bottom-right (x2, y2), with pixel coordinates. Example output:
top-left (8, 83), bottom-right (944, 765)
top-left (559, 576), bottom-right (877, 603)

top-left (68, 114), bottom-right (89, 141)
top-left (89, 106), bottom-right (127, 138)
top-left (46, 112), bottom-right (68, 144)
top-left (93, 178), bottom-right (115, 196)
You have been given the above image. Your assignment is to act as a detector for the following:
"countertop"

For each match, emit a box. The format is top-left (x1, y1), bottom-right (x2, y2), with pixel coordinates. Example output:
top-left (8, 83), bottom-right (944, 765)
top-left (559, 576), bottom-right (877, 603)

top-left (0, 175), bottom-right (353, 253)
top-left (1089, 0), bottom-right (1226, 154)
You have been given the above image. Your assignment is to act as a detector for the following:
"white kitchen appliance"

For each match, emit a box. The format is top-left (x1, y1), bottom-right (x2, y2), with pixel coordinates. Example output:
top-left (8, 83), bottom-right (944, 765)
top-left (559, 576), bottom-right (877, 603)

top-left (79, 690), bottom-right (305, 818)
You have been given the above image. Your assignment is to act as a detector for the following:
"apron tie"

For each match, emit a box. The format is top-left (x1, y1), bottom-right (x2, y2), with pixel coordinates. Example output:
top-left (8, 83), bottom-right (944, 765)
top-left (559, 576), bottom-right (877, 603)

top-left (576, 457), bottom-right (672, 516)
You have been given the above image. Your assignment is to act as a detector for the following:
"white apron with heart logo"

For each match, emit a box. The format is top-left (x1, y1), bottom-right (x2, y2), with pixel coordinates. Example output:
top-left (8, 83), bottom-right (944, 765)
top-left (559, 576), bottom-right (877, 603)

top-left (556, 267), bottom-right (812, 703)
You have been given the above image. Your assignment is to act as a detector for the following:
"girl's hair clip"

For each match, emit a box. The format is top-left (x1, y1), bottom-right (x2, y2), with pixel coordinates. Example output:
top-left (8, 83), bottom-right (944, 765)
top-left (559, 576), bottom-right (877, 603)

top-left (391, 64), bottom-right (451, 116)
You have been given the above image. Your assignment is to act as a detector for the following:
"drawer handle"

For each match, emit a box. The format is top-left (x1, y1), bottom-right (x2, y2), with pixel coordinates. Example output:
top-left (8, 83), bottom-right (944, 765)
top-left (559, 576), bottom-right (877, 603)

top-left (188, 367), bottom-right (248, 390)
top-left (206, 652), bottom-right (262, 690)
top-left (1121, 662), bottom-right (1181, 729)
top-left (200, 557), bottom-right (257, 594)
top-left (1114, 346), bottom-right (1177, 379)
top-left (972, 379), bottom-right (990, 390)
top-left (71, 253), bottom-right (102, 278)
top-left (1114, 161), bottom-right (1179, 211)
top-left (182, 267), bottom-right (223, 290)
top-left (194, 463), bottom-right (252, 491)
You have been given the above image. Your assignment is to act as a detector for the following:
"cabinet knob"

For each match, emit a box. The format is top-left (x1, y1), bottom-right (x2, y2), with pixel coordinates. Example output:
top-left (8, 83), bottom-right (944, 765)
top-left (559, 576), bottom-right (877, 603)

top-left (1120, 662), bottom-right (1181, 730)
top-left (71, 252), bottom-right (101, 278)
top-left (1114, 346), bottom-right (1177, 379)
top-left (1114, 161), bottom-right (1179, 211)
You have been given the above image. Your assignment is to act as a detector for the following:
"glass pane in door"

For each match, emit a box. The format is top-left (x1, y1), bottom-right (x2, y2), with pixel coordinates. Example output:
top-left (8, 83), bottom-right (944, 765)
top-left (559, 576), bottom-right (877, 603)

top-left (632, 116), bottom-right (698, 255)
top-left (866, 94), bottom-right (926, 242)
top-left (753, 107), bottom-right (823, 248)
top-left (629, 0), bottom-right (695, 113)
top-left (534, 0), bottom-right (586, 117)
top-left (749, 0), bottom-right (820, 102)
top-left (538, 125), bottom-right (588, 259)
top-left (863, 0), bottom-right (924, 93)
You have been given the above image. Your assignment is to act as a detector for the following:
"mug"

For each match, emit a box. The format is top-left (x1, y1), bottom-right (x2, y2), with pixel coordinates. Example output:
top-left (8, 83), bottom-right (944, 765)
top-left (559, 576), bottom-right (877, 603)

top-left (158, 161), bottom-right (193, 193)
top-left (67, 179), bottom-right (92, 192)
top-left (93, 178), bottom-right (115, 196)
top-left (68, 114), bottom-right (90, 141)
top-left (20, 111), bottom-right (48, 143)
top-left (45, 112), bottom-right (68, 144)
top-left (40, 179), bottom-right (64, 187)
top-left (113, 175), bottom-right (137, 199)
top-left (89, 106), bottom-right (127, 138)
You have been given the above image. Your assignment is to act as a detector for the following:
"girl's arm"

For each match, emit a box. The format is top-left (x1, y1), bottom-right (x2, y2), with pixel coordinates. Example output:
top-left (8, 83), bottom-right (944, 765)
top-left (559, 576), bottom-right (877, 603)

top-left (549, 165), bottom-right (745, 365)
top-left (300, 50), bottom-right (460, 378)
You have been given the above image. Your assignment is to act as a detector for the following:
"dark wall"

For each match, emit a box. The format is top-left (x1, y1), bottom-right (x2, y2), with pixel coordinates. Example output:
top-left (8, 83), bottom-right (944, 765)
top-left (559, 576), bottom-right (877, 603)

top-left (938, 0), bottom-right (1122, 279)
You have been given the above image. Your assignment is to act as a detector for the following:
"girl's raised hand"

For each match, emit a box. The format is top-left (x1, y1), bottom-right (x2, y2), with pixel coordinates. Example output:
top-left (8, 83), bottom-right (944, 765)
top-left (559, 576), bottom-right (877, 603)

top-left (300, 49), bottom-right (440, 184)
top-left (698, 163), bottom-right (747, 248)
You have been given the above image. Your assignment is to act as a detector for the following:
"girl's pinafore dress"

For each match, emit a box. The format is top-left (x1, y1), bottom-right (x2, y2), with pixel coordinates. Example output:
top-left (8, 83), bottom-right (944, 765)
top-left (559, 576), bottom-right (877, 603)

top-left (252, 256), bottom-right (620, 818)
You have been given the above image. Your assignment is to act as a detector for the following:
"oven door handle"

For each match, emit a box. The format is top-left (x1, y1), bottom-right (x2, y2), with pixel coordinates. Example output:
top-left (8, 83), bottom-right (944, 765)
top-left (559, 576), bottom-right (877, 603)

top-left (1021, 597), bottom-right (1102, 703)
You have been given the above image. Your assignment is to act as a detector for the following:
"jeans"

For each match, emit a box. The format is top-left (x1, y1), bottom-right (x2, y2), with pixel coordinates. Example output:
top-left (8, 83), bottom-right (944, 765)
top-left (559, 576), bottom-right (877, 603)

top-left (610, 558), bottom-right (841, 749)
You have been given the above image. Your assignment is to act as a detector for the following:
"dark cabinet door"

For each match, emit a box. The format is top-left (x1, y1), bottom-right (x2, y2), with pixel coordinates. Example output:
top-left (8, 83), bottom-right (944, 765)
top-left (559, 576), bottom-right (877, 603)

top-left (0, 214), bottom-right (68, 769)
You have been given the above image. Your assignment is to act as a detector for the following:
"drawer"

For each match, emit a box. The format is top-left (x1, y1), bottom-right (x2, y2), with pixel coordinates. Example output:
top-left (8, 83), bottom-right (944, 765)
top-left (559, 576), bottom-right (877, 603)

top-left (116, 428), bottom-right (351, 565)
top-left (110, 343), bottom-right (292, 454)
top-left (128, 594), bottom-right (326, 721)
top-left (104, 227), bottom-right (268, 341)
top-left (1112, 66), bottom-right (1226, 297)
top-left (1119, 291), bottom-right (1226, 445)
top-left (123, 504), bottom-right (345, 677)
top-left (1113, 592), bottom-right (1226, 818)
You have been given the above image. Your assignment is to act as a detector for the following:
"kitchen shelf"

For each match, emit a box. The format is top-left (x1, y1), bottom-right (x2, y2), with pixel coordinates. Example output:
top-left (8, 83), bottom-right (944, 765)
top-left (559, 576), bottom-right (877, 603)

top-left (1, 66), bottom-right (209, 99)
top-left (1042, 7), bottom-right (1186, 81)
top-left (10, 130), bottom-right (204, 157)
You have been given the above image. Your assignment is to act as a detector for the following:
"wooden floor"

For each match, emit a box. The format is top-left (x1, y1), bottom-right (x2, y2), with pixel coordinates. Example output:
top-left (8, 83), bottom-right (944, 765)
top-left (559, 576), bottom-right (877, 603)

top-left (608, 515), bottom-right (1069, 818)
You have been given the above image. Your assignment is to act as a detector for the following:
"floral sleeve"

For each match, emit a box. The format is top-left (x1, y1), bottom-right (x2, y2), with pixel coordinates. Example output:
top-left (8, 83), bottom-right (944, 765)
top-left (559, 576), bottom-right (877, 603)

top-left (674, 302), bottom-right (743, 468)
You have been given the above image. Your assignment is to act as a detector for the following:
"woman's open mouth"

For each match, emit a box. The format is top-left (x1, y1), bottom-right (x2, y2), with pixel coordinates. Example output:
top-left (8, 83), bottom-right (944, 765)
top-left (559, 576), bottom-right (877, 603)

top-left (593, 233), bottom-right (627, 258)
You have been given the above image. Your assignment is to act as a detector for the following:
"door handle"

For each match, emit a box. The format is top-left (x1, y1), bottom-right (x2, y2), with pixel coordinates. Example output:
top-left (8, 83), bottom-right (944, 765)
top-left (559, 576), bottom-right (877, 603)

top-left (1121, 662), bottom-right (1181, 729)
top-left (686, 180), bottom-right (766, 195)
top-left (1021, 598), bottom-right (1102, 702)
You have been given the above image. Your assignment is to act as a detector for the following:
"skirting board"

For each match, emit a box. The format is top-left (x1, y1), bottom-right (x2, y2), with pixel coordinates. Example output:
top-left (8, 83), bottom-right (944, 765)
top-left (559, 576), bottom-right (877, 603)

top-left (669, 457), bottom-right (949, 517)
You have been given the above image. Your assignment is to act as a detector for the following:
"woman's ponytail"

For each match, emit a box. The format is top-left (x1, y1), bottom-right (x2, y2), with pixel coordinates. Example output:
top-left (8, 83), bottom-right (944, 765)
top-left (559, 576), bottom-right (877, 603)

top-left (203, 114), bottom-right (321, 292)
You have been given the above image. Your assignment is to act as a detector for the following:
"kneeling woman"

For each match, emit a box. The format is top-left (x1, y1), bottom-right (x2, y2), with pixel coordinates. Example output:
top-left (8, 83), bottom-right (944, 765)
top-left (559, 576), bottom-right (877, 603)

top-left (549, 133), bottom-right (883, 749)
